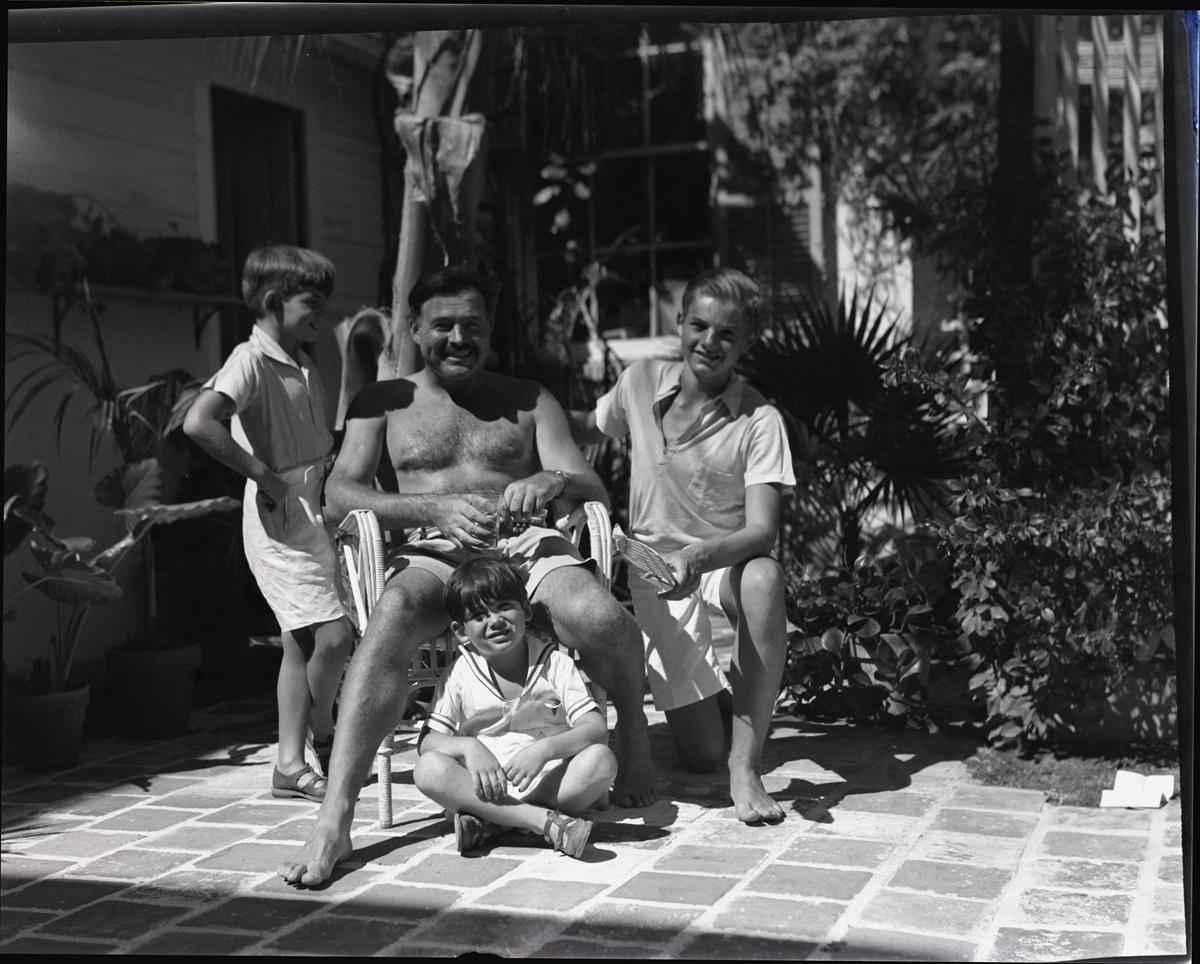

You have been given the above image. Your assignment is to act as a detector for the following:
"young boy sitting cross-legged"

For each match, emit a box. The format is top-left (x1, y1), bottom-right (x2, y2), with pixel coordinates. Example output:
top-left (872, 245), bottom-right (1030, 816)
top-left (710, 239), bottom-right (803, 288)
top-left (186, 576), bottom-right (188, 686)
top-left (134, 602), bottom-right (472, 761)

top-left (413, 557), bottom-right (617, 858)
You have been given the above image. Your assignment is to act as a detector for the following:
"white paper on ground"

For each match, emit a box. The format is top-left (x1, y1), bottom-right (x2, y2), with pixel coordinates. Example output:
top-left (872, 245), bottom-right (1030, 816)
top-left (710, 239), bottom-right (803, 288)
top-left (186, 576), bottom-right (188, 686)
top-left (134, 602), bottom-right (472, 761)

top-left (1099, 769), bottom-right (1174, 808)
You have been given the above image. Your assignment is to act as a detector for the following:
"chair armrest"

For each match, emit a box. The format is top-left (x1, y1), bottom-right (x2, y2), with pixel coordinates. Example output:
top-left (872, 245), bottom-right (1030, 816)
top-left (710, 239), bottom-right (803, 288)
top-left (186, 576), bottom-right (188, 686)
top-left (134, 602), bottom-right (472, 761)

top-left (558, 501), bottom-right (614, 591)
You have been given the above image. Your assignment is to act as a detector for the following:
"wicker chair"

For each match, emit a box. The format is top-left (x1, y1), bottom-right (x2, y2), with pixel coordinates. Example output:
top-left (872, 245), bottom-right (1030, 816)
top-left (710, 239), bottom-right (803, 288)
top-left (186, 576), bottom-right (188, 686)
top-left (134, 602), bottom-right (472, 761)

top-left (336, 502), bottom-right (615, 827)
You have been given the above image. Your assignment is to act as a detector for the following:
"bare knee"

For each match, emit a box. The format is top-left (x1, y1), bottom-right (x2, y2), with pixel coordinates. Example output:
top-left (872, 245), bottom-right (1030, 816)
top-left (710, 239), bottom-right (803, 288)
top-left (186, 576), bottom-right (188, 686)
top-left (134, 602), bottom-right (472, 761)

top-left (413, 750), bottom-right (454, 793)
top-left (314, 618), bottom-right (353, 657)
top-left (732, 556), bottom-right (784, 602)
top-left (577, 743), bottom-right (618, 784)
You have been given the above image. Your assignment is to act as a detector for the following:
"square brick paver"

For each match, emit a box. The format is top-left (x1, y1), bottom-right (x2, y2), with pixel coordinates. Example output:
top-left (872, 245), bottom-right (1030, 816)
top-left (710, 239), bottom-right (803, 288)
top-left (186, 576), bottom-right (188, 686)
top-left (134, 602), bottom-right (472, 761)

top-left (141, 824), bottom-right (251, 852)
top-left (887, 859), bottom-right (1014, 899)
top-left (946, 785), bottom-right (1045, 812)
top-left (0, 855), bottom-right (73, 891)
top-left (1038, 830), bottom-right (1148, 861)
top-left (1013, 888), bottom-right (1133, 928)
top-left (398, 853), bottom-right (522, 887)
top-left (1026, 858), bottom-right (1141, 891)
top-left (67, 847), bottom-right (195, 880)
top-left (1, 878), bottom-right (127, 911)
top-left (182, 895), bottom-right (324, 931)
top-left (130, 929), bottom-right (262, 955)
top-left (36, 898), bottom-right (187, 941)
top-left (652, 844), bottom-right (768, 876)
top-left (859, 890), bottom-right (992, 936)
top-left (677, 931), bottom-right (821, 960)
top-left (89, 806), bottom-right (197, 832)
top-left (472, 877), bottom-right (605, 911)
top-left (610, 870), bottom-right (737, 905)
top-left (194, 840), bottom-right (310, 873)
top-left (22, 830), bottom-right (139, 859)
top-left (989, 926), bottom-right (1126, 962)
top-left (749, 863), bottom-right (873, 901)
top-left (265, 915), bottom-right (413, 955)
top-left (197, 802), bottom-right (311, 825)
top-left (0, 936), bottom-right (119, 954)
top-left (562, 900), bottom-right (700, 943)
top-left (838, 926), bottom-right (977, 961)
top-left (780, 835), bottom-right (895, 868)
top-left (328, 882), bottom-right (463, 919)
top-left (932, 808), bottom-right (1039, 838)
top-left (838, 790), bottom-right (938, 817)
top-left (905, 830), bottom-right (1028, 869)
top-left (710, 895), bottom-right (845, 938)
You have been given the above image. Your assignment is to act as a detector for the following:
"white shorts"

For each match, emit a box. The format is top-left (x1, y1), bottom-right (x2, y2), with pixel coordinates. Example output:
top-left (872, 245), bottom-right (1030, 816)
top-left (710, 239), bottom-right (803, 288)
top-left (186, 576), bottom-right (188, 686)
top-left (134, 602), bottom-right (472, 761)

top-left (628, 568), bottom-right (731, 712)
top-left (242, 461), bottom-right (345, 633)
top-left (477, 731), bottom-right (567, 802)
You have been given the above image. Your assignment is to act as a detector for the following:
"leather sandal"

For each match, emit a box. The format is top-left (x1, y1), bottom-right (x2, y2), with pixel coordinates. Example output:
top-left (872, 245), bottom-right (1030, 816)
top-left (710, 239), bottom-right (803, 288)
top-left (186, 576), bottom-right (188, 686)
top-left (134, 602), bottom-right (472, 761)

top-left (271, 764), bottom-right (327, 802)
top-left (453, 812), bottom-right (505, 853)
top-left (542, 810), bottom-right (593, 859)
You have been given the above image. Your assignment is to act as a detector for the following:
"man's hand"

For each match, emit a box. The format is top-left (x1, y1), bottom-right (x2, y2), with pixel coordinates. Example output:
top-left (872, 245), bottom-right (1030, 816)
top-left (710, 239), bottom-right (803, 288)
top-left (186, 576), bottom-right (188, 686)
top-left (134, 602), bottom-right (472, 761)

top-left (503, 741), bottom-right (553, 794)
top-left (429, 493), bottom-right (501, 548)
top-left (659, 546), bottom-right (704, 600)
top-left (462, 739), bottom-right (508, 801)
top-left (501, 470), bottom-right (565, 519)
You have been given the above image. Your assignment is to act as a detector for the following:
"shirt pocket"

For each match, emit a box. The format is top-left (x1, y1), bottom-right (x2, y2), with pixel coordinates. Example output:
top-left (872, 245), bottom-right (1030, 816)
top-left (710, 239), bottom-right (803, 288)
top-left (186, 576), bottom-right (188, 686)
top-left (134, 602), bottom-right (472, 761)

top-left (686, 462), bottom-right (742, 514)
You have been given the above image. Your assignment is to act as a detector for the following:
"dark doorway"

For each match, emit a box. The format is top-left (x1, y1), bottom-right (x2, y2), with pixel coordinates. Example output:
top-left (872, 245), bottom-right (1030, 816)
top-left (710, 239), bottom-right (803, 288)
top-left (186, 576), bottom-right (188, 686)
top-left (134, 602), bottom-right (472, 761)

top-left (211, 85), bottom-right (308, 357)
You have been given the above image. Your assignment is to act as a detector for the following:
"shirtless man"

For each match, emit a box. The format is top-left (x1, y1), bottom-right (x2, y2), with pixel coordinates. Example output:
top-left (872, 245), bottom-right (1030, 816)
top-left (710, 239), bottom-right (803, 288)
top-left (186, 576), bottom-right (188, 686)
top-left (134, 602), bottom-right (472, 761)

top-left (278, 266), bottom-right (656, 887)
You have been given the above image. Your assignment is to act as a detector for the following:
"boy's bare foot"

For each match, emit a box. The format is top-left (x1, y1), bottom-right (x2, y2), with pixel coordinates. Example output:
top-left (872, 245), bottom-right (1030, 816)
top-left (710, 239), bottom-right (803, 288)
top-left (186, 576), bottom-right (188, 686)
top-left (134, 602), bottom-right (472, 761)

top-left (277, 823), bottom-right (353, 887)
top-left (611, 718), bottom-right (657, 808)
top-left (731, 767), bottom-right (786, 824)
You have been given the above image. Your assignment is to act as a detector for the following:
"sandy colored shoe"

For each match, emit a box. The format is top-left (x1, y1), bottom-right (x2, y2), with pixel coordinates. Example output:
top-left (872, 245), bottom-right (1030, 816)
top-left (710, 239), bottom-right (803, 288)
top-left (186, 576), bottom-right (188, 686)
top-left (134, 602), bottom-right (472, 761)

top-left (542, 810), bottom-right (593, 859)
top-left (453, 812), bottom-right (506, 853)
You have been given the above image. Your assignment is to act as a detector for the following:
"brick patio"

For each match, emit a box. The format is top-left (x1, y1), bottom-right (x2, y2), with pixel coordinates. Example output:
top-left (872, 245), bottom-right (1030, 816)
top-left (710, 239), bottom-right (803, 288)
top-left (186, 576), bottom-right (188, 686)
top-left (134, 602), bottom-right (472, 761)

top-left (0, 695), bottom-right (1188, 959)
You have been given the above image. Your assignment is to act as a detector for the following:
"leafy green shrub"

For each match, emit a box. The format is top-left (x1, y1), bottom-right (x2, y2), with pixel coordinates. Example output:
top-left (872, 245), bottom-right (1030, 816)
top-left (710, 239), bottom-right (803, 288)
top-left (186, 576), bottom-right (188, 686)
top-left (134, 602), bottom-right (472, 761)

top-left (917, 158), bottom-right (1174, 752)
top-left (779, 538), bottom-right (961, 728)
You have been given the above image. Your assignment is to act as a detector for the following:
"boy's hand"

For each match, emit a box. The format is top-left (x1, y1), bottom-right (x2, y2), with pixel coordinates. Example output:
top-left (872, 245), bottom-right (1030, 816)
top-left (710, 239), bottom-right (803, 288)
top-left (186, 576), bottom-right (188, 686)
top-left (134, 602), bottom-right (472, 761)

top-left (660, 547), bottom-right (703, 600)
top-left (462, 739), bottom-right (507, 801)
top-left (255, 471), bottom-right (288, 511)
top-left (503, 742), bottom-right (553, 794)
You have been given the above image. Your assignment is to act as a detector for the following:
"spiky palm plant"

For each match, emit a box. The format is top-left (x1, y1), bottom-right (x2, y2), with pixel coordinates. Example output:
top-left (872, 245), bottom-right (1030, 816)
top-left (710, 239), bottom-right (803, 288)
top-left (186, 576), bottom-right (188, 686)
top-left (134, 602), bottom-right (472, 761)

top-left (740, 287), bottom-right (971, 571)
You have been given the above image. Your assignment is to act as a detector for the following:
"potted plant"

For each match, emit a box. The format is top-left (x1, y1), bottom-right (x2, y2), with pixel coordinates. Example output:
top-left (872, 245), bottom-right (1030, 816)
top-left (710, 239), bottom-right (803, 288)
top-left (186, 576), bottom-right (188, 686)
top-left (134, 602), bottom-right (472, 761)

top-left (7, 281), bottom-right (240, 742)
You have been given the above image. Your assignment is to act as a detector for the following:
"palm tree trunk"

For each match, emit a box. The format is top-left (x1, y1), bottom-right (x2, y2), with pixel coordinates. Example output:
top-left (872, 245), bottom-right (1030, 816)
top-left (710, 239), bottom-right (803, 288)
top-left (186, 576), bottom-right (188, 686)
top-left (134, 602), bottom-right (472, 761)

top-left (384, 29), bottom-right (490, 379)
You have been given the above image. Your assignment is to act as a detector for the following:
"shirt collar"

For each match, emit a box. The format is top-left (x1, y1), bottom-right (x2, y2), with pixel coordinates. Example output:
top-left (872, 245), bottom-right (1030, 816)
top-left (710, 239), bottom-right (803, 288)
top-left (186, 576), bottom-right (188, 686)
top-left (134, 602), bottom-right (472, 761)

top-left (655, 361), bottom-right (745, 415)
top-left (249, 324), bottom-right (305, 370)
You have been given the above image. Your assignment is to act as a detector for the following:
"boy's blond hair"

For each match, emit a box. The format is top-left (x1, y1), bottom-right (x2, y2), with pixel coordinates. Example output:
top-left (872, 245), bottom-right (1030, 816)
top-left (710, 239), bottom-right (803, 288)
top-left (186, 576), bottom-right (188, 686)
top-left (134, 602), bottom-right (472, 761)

top-left (242, 245), bottom-right (335, 317)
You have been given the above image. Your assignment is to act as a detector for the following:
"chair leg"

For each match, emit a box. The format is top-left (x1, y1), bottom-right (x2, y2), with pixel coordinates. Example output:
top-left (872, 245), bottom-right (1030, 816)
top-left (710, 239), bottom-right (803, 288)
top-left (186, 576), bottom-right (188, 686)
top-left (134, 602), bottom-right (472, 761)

top-left (377, 733), bottom-right (393, 828)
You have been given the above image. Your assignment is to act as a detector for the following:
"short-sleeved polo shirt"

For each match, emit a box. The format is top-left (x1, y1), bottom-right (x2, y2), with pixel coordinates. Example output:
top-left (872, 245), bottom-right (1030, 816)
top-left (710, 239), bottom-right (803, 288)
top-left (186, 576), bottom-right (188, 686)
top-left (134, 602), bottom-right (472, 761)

top-left (423, 631), bottom-right (598, 741)
top-left (596, 358), bottom-right (794, 553)
top-left (204, 325), bottom-right (333, 474)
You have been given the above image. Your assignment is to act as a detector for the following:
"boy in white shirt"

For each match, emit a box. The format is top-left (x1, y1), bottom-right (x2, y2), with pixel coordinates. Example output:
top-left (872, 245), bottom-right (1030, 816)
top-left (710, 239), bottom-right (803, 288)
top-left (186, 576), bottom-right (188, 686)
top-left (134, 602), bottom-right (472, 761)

top-left (184, 245), bottom-right (353, 802)
top-left (576, 267), bottom-right (795, 824)
top-left (414, 557), bottom-right (616, 857)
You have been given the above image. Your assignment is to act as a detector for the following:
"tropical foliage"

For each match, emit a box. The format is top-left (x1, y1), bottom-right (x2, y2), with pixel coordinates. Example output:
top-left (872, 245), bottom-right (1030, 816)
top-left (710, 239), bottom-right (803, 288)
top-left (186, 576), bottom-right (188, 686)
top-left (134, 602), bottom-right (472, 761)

top-left (3, 460), bottom-right (238, 692)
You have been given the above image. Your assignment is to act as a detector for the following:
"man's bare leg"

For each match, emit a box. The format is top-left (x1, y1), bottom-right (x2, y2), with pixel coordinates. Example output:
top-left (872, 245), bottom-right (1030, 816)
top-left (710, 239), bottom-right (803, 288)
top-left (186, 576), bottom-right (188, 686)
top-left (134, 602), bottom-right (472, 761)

top-left (533, 566), bottom-right (657, 808)
top-left (277, 570), bottom-right (448, 886)
top-left (721, 557), bottom-right (789, 824)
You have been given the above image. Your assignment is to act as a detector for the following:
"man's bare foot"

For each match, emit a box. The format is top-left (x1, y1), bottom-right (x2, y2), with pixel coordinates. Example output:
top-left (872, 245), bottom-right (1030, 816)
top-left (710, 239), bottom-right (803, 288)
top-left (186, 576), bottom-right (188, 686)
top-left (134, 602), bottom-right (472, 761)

top-left (611, 717), bottom-right (657, 808)
top-left (731, 767), bottom-right (786, 824)
top-left (277, 823), bottom-right (353, 887)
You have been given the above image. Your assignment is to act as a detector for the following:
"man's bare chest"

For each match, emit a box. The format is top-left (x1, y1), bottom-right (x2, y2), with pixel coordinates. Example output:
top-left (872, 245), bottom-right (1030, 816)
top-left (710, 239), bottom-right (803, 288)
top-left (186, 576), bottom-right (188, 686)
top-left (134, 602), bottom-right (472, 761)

top-left (388, 405), bottom-right (532, 472)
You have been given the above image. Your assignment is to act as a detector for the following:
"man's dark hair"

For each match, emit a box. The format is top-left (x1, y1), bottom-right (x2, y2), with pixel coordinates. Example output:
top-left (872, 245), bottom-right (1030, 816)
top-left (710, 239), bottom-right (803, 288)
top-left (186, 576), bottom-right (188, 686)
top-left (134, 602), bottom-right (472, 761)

top-left (407, 264), bottom-right (492, 322)
top-left (444, 557), bottom-right (529, 623)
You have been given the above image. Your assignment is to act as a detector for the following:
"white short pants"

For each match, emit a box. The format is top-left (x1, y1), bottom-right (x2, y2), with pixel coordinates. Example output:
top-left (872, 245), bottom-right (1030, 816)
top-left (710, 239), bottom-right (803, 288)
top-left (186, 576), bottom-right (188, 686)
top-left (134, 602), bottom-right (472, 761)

top-left (628, 568), bottom-right (731, 712)
top-left (477, 731), bottom-right (567, 802)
